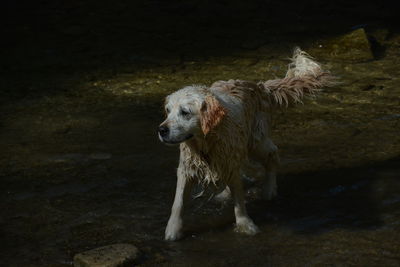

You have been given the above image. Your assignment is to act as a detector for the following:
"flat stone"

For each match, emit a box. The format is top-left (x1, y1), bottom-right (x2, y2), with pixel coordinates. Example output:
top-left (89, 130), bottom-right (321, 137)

top-left (369, 28), bottom-right (389, 44)
top-left (73, 243), bottom-right (139, 267)
top-left (310, 28), bottom-right (374, 62)
top-left (385, 34), bottom-right (400, 56)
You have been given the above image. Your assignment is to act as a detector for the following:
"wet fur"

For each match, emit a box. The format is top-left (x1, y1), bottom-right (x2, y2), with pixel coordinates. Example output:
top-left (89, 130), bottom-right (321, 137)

top-left (161, 48), bottom-right (334, 241)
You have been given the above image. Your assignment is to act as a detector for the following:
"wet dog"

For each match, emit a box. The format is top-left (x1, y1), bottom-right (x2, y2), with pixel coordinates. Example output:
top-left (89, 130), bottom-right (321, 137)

top-left (158, 48), bottom-right (334, 241)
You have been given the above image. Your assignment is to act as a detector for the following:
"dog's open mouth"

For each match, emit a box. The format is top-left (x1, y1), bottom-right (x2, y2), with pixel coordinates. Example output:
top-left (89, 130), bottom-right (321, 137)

top-left (162, 134), bottom-right (194, 145)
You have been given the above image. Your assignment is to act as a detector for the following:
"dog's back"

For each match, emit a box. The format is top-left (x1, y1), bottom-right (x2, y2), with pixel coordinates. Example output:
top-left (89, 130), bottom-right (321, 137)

top-left (161, 48), bottom-right (335, 240)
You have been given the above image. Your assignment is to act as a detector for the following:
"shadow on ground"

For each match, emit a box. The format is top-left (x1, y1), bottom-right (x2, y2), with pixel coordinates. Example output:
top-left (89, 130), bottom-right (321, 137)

top-left (1, 0), bottom-right (400, 266)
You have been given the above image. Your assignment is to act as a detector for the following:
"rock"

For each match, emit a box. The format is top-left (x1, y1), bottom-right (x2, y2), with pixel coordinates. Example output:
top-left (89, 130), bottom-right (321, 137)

top-left (368, 28), bottom-right (389, 44)
top-left (73, 243), bottom-right (139, 267)
top-left (310, 28), bottom-right (374, 62)
top-left (385, 34), bottom-right (400, 56)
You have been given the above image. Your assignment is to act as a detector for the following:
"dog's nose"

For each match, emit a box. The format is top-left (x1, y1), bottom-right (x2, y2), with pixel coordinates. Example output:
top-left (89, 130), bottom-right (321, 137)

top-left (158, 125), bottom-right (169, 137)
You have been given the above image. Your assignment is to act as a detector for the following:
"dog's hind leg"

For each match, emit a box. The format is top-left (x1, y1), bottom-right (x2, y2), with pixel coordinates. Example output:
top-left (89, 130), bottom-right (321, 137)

top-left (252, 138), bottom-right (280, 200)
top-left (263, 149), bottom-right (279, 200)
top-left (165, 164), bottom-right (194, 241)
top-left (228, 174), bottom-right (260, 235)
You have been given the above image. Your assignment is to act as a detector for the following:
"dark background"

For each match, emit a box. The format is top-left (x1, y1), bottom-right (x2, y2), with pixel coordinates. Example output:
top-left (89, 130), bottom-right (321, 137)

top-left (1, 0), bottom-right (399, 101)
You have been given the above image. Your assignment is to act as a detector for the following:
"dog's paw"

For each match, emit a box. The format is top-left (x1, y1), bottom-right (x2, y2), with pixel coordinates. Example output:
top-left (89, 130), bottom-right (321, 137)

top-left (234, 217), bottom-right (260, 235)
top-left (165, 218), bottom-right (183, 241)
top-left (214, 187), bottom-right (231, 202)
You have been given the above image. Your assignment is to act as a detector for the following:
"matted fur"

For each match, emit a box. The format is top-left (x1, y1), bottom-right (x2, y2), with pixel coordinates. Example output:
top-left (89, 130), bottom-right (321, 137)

top-left (159, 48), bottom-right (334, 241)
top-left (259, 48), bottom-right (335, 106)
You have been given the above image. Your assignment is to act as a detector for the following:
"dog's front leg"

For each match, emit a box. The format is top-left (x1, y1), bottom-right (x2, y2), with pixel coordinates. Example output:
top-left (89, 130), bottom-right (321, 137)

top-left (165, 166), bottom-right (193, 241)
top-left (229, 175), bottom-right (260, 235)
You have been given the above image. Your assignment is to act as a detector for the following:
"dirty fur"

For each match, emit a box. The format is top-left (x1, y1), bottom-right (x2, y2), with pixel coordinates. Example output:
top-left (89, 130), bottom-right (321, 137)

top-left (260, 47), bottom-right (336, 106)
top-left (159, 48), bottom-right (334, 241)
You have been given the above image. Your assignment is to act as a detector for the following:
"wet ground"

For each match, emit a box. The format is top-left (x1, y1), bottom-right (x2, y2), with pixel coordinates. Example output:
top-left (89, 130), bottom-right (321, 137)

top-left (2, 1), bottom-right (400, 266)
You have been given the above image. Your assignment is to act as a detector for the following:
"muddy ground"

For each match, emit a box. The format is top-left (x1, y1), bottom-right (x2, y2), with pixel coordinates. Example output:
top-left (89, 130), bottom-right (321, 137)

top-left (1, 1), bottom-right (400, 266)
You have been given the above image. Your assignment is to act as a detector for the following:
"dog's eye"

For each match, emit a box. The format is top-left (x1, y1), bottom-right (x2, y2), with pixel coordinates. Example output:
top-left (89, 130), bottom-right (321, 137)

top-left (165, 107), bottom-right (170, 114)
top-left (180, 109), bottom-right (190, 117)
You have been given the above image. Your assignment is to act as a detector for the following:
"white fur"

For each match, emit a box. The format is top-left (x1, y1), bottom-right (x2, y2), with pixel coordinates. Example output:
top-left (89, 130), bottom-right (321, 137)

top-left (160, 83), bottom-right (278, 240)
top-left (286, 47), bottom-right (323, 78)
top-left (159, 49), bottom-right (333, 241)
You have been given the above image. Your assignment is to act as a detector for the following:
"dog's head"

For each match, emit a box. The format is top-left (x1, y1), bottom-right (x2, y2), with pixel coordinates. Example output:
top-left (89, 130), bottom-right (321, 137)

top-left (158, 86), bottom-right (226, 145)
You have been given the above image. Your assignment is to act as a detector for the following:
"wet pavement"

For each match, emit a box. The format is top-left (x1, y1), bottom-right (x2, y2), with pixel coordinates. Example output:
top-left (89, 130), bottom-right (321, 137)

top-left (2, 1), bottom-right (400, 266)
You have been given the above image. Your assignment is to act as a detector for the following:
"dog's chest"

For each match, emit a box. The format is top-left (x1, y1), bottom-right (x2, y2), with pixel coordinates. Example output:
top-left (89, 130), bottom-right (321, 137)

top-left (182, 150), bottom-right (237, 184)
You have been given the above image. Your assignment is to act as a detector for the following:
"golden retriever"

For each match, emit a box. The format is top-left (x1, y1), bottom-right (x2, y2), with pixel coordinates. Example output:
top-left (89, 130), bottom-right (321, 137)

top-left (158, 48), bottom-right (334, 241)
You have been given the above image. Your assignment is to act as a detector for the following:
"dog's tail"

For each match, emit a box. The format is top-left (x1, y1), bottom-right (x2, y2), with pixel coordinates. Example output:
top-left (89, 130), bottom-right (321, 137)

top-left (258, 47), bottom-right (336, 106)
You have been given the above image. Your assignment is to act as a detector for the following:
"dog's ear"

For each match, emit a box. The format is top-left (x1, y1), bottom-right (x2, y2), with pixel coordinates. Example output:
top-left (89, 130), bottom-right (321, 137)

top-left (200, 95), bottom-right (226, 135)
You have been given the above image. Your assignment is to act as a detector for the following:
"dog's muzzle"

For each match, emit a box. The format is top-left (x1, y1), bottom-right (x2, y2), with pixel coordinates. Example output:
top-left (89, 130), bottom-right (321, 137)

top-left (158, 125), bottom-right (169, 138)
top-left (158, 125), bottom-right (193, 144)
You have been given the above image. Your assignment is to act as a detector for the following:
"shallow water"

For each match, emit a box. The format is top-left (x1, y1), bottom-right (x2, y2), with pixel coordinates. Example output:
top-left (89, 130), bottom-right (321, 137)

top-left (1, 102), bottom-right (400, 266)
top-left (2, 1), bottom-right (400, 266)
